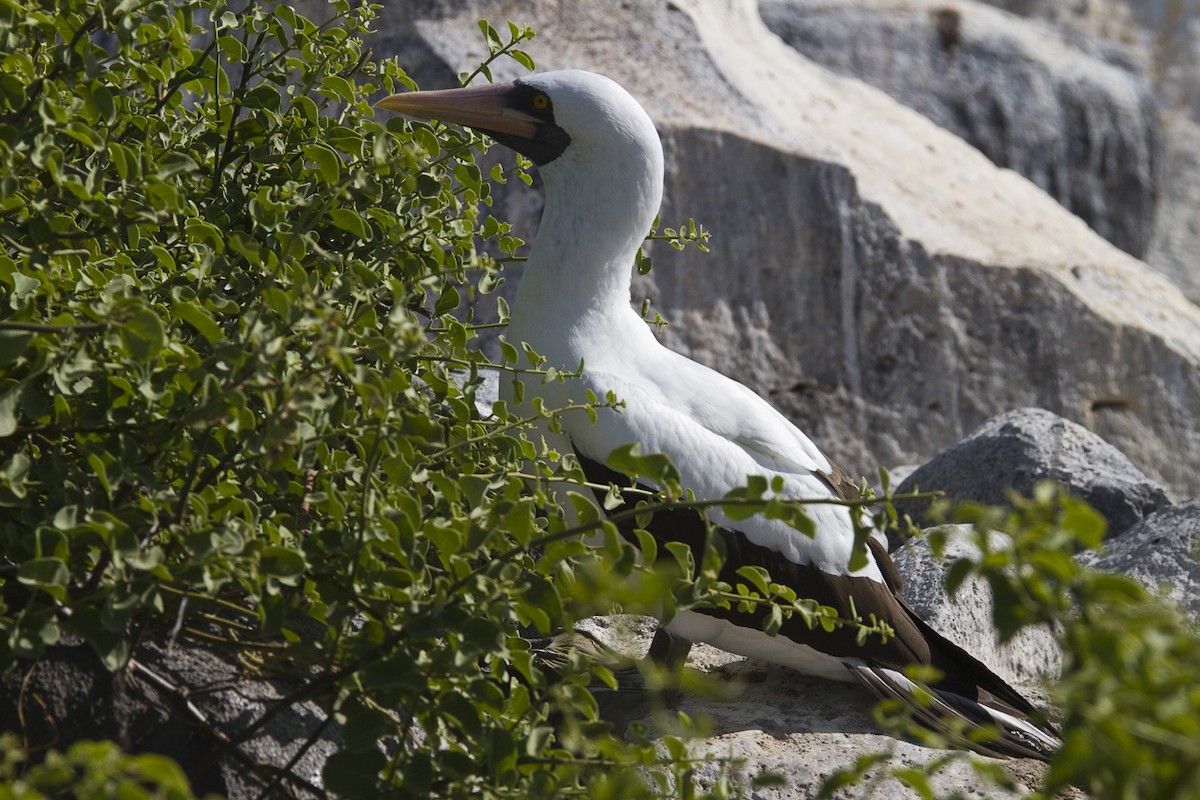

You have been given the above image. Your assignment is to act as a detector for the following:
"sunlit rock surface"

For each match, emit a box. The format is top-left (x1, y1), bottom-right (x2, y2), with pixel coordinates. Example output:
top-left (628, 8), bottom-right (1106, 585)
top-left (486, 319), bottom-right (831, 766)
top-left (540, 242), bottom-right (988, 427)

top-left (381, 0), bottom-right (1200, 499)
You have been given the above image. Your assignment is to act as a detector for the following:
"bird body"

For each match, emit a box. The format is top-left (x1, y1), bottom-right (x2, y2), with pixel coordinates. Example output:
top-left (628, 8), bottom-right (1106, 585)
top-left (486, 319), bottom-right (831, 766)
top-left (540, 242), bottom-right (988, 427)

top-left (377, 69), bottom-right (1059, 760)
top-left (495, 72), bottom-right (874, 582)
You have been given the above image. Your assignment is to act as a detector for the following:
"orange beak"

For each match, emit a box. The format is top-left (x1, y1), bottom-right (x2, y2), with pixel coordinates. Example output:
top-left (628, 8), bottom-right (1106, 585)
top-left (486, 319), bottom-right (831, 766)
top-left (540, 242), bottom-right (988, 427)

top-left (375, 81), bottom-right (540, 138)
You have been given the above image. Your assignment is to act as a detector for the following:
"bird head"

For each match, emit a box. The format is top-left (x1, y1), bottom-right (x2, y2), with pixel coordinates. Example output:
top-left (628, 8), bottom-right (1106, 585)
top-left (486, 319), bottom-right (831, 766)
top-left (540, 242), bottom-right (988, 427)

top-left (375, 70), bottom-right (661, 172)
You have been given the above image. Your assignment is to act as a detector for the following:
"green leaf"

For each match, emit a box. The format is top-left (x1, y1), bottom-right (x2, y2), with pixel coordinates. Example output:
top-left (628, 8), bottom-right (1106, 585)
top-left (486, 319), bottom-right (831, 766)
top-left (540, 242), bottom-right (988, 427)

top-left (319, 75), bottom-right (355, 103)
top-left (117, 306), bottom-right (165, 361)
top-left (434, 283), bottom-right (460, 316)
top-left (258, 546), bottom-right (307, 581)
top-left (108, 141), bottom-right (135, 181)
top-left (304, 142), bottom-right (341, 183)
top-left (633, 528), bottom-right (658, 563)
top-left (0, 329), bottom-right (34, 366)
top-left (502, 503), bottom-right (535, 547)
top-left (10, 272), bottom-right (40, 302)
top-left (664, 541), bottom-right (695, 579)
top-left (893, 767), bottom-right (935, 800)
top-left (509, 50), bottom-right (535, 71)
top-left (735, 565), bottom-right (771, 597)
top-left (604, 442), bottom-right (680, 486)
top-left (18, 557), bottom-right (70, 600)
top-left (0, 382), bottom-right (25, 438)
top-left (763, 603), bottom-right (784, 636)
top-left (173, 300), bottom-right (223, 343)
top-left (477, 19), bottom-right (501, 48)
top-left (1062, 499), bottom-right (1107, 548)
top-left (525, 725), bottom-right (553, 756)
top-left (156, 152), bottom-right (199, 180)
top-left (218, 34), bottom-right (248, 63)
top-left (330, 207), bottom-right (370, 239)
top-left (944, 557), bottom-right (973, 595)
top-left (498, 336), bottom-right (518, 365)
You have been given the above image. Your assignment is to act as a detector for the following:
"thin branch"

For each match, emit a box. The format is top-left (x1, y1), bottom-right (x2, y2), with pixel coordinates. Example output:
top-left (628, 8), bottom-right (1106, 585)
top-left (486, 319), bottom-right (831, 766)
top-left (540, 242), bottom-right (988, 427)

top-left (128, 657), bottom-right (329, 798)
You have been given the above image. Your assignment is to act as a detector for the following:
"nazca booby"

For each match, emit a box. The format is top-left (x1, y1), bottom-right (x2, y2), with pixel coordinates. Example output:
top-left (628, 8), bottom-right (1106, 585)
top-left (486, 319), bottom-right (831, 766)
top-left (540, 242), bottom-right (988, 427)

top-left (377, 70), bottom-right (1060, 760)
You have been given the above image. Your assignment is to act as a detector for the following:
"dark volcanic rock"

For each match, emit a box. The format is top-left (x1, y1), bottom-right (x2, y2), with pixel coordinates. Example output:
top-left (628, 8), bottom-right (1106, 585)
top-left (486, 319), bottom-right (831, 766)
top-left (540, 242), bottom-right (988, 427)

top-left (0, 638), bottom-right (339, 798)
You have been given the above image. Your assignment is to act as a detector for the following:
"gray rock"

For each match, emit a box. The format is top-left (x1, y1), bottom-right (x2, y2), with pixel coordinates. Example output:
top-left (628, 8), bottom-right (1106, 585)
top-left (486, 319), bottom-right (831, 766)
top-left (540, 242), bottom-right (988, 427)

top-left (673, 656), bottom-right (1049, 799)
top-left (893, 407), bottom-right (1171, 542)
top-left (1079, 499), bottom-right (1200, 616)
top-left (891, 526), bottom-right (1062, 686)
top-left (977, 0), bottom-right (1200, 304)
top-left (472, 366), bottom-right (501, 415)
top-left (383, 0), bottom-right (1200, 502)
top-left (761, 0), bottom-right (1162, 259)
top-left (0, 637), bottom-right (339, 798)
top-left (1146, 103), bottom-right (1200, 306)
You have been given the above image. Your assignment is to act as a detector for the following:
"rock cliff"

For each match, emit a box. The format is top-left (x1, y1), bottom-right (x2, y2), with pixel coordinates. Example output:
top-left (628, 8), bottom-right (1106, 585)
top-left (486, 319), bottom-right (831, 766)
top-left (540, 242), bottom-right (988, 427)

top-left (379, 0), bottom-right (1200, 499)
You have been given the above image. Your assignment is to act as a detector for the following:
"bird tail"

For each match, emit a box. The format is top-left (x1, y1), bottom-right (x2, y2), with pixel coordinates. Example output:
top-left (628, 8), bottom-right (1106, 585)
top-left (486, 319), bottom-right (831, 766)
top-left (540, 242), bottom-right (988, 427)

top-left (848, 663), bottom-right (1061, 761)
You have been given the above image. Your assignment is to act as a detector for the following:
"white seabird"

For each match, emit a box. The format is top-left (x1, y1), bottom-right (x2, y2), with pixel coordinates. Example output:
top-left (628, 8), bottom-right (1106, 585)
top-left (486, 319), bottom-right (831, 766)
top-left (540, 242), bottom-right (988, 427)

top-left (377, 69), bottom-right (1060, 760)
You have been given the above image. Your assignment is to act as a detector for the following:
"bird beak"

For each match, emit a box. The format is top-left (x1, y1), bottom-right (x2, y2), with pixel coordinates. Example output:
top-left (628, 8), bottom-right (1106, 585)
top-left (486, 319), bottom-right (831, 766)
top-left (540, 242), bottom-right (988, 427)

top-left (375, 81), bottom-right (540, 139)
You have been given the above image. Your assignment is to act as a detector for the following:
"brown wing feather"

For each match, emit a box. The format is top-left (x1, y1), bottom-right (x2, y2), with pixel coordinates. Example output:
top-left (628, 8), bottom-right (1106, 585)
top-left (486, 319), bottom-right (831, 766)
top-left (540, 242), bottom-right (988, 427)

top-left (814, 451), bottom-right (906, 594)
top-left (814, 448), bottom-right (860, 502)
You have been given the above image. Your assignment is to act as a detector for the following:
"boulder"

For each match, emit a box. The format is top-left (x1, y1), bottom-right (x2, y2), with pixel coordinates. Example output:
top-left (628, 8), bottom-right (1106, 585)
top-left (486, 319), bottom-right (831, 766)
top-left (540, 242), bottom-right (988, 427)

top-left (0, 637), bottom-right (338, 798)
top-left (671, 655), bottom-right (1050, 799)
top-left (760, 0), bottom-right (1162, 259)
top-left (575, 617), bottom-right (1054, 799)
top-left (381, 0), bottom-right (1200, 502)
top-left (1078, 499), bottom-right (1200, 617)
top-left (890, 525), bottom-right (1061, 685)
top-left (892, 407), bottom-right (1171, 542)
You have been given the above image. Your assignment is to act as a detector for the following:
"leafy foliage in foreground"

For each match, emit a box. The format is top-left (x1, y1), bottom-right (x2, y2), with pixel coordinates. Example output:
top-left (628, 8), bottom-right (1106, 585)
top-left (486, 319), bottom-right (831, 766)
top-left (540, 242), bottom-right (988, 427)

top-left (934, 485), bottom-right (1200, 799)
top-left (0, 0), bottom-right (702, 795)
top-left (2, 0), bottom-right (1199, 798)
top-left (0, 735), bottom-right (210, 800)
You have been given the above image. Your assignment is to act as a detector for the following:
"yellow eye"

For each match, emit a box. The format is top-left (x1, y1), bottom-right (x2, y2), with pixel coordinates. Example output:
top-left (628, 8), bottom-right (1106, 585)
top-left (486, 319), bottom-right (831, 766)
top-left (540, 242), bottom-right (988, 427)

top-left (531, 93), bottom-right (550, 111)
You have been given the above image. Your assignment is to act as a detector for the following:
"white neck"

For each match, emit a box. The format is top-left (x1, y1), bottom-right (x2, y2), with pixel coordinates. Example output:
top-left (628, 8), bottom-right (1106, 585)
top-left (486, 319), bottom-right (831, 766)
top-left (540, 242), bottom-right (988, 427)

top-left (506, 104), bottom-right (665, 367)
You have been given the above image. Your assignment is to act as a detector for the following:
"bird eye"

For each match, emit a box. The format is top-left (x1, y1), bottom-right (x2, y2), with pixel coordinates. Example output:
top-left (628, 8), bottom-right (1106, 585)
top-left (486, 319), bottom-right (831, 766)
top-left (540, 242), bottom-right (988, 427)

top-left (531, 93), bottom-right (550, 111)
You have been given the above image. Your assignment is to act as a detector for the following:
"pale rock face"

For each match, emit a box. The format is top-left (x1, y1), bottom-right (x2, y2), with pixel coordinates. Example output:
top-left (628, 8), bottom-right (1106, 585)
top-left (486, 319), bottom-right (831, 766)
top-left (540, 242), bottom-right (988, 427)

top-left (761, 0), bottom-right (1162, 260)
top-left (974, 0), bottom-right (1200, 303)
top-left (382, 0), bottom-right (1200, 500)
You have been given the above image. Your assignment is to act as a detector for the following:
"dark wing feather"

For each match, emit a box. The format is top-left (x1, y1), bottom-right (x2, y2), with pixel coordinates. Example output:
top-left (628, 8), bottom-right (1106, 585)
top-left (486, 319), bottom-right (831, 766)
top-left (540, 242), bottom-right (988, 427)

top-left (577, 452), bottom-right (1059, 760)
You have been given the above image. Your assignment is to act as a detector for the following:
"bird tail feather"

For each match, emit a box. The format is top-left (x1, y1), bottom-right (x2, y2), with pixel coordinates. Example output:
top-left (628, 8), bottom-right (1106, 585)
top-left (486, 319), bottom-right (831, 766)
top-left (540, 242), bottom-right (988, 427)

top-left (848, 664), bottom-right (1061, 762)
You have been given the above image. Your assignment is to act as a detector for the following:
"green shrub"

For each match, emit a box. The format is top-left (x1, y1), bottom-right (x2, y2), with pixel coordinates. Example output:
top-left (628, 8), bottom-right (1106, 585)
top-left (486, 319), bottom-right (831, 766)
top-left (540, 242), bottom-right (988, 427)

top-left (0, 0), bottom-right (692, 795)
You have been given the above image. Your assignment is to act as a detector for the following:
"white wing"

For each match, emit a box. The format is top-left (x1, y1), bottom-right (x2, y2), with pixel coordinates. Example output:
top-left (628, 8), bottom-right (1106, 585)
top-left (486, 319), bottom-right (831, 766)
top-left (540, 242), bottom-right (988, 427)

top-left (565, 348), bottom-right (881, 581)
